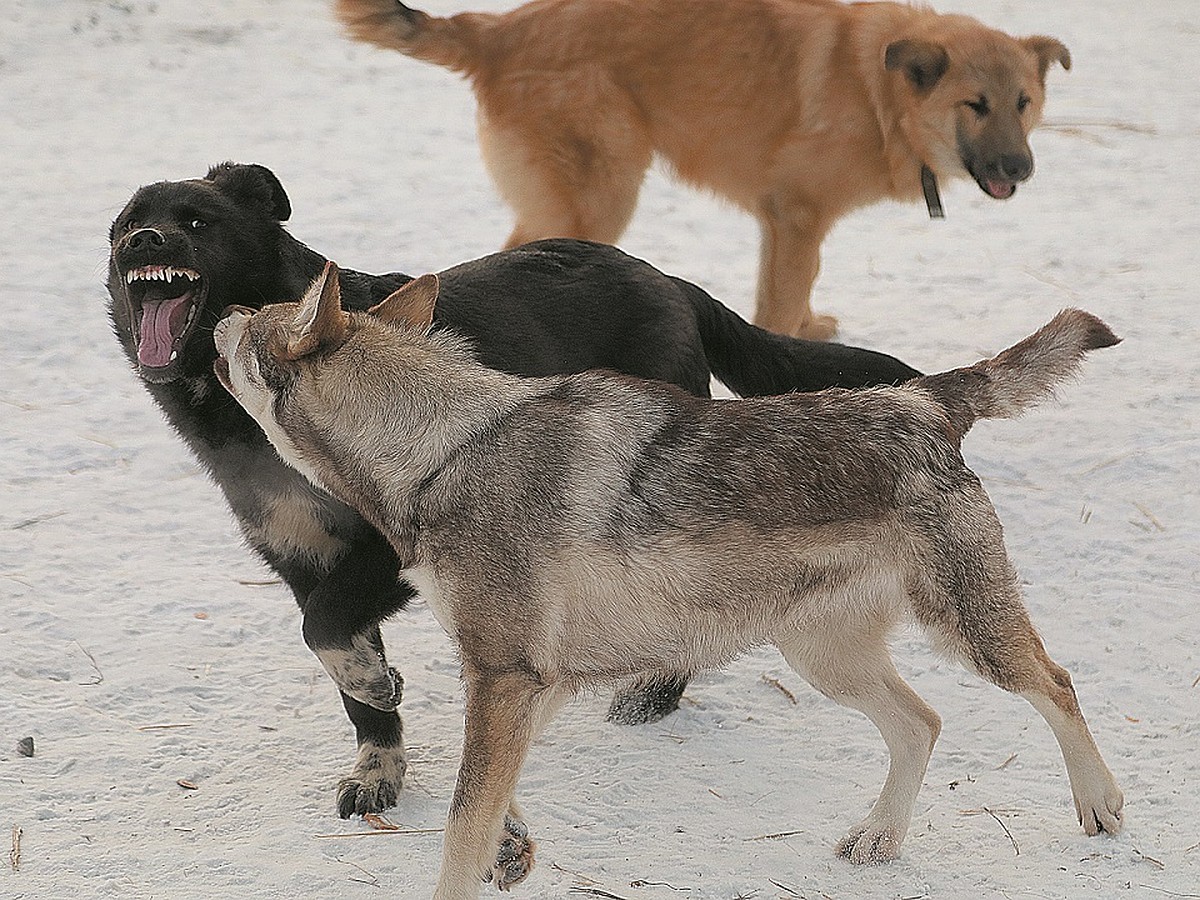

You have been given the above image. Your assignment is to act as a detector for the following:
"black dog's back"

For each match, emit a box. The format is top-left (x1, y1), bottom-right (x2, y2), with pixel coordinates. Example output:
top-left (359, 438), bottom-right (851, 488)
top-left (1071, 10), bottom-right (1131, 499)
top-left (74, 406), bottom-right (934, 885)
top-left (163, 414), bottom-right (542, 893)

top-left (434, 239), bottom-right (920, 397)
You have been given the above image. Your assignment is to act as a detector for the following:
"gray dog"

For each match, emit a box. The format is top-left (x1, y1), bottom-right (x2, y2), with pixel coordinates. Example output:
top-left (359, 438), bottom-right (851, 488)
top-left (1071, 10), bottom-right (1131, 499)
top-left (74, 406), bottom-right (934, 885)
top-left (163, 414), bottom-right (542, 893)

top-left (214, 263), bottom-right (1124, 899)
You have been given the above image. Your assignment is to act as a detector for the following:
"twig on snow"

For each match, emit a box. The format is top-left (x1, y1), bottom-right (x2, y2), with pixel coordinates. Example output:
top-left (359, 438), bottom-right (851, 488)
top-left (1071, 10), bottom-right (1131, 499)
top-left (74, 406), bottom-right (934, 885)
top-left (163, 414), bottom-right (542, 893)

top-left (630, 878), bottom-right (692, 891)
top-left (1041, 117), bottom-right (1157, 135)
top-left (9, 825), bottom-right (21, 873)
top-left (760, 674), bottom-right (797, 705)
top-left (1132, 846), bottom-right (1166, 870)
top-left (73, 640), bottom-right (104, 685)
top-left (746, 829), bottom-right (805, 842)
top-left (982, 806), bottom-right (1020, 856)
top-left (136, 723), bottom-right (194, 731)
top-left (1133, 502), bottom-right (1166, 532)
top-left (337, 856), bottom-right (380, 887)
top-left (314, 827), bottom-right (442, 839)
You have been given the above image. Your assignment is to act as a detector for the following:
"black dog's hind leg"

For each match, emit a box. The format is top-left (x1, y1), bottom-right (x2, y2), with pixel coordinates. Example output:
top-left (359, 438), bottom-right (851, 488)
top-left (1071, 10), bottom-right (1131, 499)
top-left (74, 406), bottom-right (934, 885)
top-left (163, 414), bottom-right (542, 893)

top-left (286, 528), bottom-right (415, 817)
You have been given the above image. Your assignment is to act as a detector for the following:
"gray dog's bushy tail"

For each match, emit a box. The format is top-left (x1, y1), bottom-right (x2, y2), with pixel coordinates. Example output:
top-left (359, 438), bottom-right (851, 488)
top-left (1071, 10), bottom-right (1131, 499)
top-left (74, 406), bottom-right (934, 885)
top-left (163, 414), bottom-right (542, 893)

top-left (334, 0), bottom-right (493, 75)
top-left (920, 309), bottom-right (1119, 441)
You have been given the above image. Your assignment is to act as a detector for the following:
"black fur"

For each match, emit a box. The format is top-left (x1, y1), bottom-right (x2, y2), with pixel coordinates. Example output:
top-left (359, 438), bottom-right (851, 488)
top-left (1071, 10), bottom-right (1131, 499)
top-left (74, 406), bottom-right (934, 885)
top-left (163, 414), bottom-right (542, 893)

top-left (106, 162), bottom-right (920, 816)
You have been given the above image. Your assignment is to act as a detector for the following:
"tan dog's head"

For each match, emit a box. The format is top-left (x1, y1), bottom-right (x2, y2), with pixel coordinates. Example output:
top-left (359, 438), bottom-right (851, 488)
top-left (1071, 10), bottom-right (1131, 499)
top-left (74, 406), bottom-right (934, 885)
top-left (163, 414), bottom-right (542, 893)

top-left (884, 16), bottom-right (1070, 199)
top-left (212, 261), bottom-right (440, 491)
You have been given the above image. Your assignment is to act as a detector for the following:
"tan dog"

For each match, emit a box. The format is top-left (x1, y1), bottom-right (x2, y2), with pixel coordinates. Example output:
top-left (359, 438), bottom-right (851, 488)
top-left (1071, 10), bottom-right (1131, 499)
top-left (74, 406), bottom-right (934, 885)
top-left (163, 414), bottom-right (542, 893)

top-left (335, 0), bottom-right (1070, 339)
top-left (215, 263), bottom-right (1123, 898)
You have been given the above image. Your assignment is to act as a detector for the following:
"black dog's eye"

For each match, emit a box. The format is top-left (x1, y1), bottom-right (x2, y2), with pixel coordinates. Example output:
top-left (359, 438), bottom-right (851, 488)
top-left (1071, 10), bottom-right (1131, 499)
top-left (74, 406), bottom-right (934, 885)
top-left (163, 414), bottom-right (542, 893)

top-left (965, 96), bottom-right (990, 116)
top-left (1017, 93), bottom-right (1031, 113)
top-left (187, 218), bottom-right (209, 231)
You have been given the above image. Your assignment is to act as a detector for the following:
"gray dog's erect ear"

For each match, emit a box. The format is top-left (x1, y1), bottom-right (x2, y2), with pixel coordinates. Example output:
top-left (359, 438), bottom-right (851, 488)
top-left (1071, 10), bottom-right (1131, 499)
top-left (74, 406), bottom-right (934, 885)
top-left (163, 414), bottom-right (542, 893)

top-left (885, 39), bottom-right (950, 93)
top-left (369, 273), bottom-right (440, 332)
top-left (285, 261), bottom-right (347, 359)
top-left (1020, 36), bottom-right (1071, 81)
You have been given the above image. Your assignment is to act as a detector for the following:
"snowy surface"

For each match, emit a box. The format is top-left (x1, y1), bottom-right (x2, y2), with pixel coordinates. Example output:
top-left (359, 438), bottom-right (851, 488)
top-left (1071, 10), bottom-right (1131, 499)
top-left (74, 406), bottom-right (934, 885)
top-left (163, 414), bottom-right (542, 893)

top-left (2, 0), bottom-right (1198, 897)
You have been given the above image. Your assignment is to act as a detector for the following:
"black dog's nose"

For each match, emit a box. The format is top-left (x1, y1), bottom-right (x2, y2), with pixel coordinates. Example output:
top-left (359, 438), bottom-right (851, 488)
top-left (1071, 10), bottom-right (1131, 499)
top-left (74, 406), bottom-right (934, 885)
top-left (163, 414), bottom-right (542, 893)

top-left (997, 153), bottom-right (1032, 182)
top-left (127, 227), bottom-right (167, 251)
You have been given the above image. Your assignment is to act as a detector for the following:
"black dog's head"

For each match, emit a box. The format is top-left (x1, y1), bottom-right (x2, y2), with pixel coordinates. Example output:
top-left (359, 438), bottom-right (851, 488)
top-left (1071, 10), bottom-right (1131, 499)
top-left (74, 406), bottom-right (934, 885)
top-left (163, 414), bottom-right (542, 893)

top-left (107, 163), bottom-right (294, 384)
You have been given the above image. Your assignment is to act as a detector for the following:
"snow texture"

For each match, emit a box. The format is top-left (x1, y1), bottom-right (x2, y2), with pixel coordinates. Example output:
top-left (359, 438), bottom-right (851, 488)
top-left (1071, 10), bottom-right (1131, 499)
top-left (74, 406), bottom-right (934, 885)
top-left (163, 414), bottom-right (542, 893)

top-left (1, 0), bottom-right (1197, 897)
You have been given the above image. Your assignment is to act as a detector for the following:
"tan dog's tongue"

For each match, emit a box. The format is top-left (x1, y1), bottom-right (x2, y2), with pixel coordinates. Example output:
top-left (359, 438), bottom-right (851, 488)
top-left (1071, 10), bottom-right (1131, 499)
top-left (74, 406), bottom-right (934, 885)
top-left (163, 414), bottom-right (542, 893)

top-left (138, 296), bottom-right (190, 367)
top-left (986, 178), bottom-right (1016, 199)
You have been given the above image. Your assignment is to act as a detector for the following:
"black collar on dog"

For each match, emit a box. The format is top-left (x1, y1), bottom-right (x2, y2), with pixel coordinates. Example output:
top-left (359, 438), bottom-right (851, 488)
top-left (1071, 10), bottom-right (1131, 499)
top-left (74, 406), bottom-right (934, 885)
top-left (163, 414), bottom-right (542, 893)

top-left (921, 165), bottom-right (945, 219)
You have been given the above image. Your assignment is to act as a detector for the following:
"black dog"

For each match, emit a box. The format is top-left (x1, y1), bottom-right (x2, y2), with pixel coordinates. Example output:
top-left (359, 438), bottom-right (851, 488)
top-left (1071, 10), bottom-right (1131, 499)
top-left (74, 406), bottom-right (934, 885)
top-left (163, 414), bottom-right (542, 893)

top-left (106, 162), bottom-right (920, 818)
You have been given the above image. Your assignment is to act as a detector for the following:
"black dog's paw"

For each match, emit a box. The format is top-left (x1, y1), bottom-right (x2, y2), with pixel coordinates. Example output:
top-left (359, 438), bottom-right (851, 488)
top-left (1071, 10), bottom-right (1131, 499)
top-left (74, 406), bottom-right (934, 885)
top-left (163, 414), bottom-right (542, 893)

top-left (336, 739), bottom-right (407, 818)
top-left (494, 814), bottom-right (535, 890)
top-left (606, 674), bottom-right (686, 725)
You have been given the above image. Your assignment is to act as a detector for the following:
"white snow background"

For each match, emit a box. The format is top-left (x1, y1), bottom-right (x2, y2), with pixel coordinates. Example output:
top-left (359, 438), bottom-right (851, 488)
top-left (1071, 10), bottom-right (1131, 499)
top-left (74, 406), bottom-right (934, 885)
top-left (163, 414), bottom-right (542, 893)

top-left (1, 0), bottom-right (1197, 897)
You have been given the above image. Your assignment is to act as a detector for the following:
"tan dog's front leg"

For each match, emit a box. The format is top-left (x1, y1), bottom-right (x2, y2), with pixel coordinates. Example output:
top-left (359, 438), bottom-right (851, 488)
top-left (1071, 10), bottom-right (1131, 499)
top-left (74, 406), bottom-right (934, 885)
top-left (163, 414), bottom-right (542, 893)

top-left (754, 199), bottom-right (837, 340)
top-left (433, 670), bottom-right (567, 899)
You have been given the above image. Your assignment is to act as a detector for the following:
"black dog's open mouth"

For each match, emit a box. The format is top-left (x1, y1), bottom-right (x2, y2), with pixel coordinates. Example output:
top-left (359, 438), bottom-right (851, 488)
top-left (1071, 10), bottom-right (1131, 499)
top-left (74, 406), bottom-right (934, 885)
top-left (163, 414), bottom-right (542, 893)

top-left (123, 264), bottom-right (205, 376)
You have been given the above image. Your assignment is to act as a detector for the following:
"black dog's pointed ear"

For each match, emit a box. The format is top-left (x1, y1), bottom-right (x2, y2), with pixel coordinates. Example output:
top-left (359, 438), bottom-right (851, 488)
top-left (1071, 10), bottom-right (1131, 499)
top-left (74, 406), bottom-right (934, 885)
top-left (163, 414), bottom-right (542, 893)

top-left (885, 39), bottom-right (950, 93)
top-left (205, 162), bottom-right (293, 222)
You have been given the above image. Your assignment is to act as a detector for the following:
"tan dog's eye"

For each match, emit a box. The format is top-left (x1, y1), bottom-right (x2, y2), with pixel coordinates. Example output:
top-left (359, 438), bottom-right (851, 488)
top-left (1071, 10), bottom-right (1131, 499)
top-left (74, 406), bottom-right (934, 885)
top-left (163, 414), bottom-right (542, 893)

top-left (964, 96), bottom-right (990, 116)
top-left (1017, 93), bottom-right (1031, 113)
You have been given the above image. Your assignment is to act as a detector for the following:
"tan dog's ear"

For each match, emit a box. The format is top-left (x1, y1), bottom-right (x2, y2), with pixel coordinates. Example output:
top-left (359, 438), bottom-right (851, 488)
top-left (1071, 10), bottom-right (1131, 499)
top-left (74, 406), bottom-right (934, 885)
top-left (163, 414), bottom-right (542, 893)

top-left (1021, 36), bottom-right (1071, 81)
top-left (369, 273), bottom-right (440, 332)
top-left (285, 260), bottom-right (347, 360)
top-left (885, 39), bottom-right (950, 93)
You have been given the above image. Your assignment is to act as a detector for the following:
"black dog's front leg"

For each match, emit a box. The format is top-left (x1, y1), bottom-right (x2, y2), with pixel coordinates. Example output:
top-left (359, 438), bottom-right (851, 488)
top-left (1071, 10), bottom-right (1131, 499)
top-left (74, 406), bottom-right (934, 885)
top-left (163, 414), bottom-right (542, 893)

top-left (290, 528), bottom-right (415, 817)
top-left (335, 654), bottom-right (408, 818)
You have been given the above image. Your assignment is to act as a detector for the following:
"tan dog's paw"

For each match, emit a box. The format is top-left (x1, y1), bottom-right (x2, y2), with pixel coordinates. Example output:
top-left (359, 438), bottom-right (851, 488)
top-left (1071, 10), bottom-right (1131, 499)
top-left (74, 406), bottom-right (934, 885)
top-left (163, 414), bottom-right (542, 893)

top-left (795, 313), bottom-right (839, 341)
top-left (494, 814), bottom-right (535, 890)
top-left (835, 819), bottom-right (902, 865)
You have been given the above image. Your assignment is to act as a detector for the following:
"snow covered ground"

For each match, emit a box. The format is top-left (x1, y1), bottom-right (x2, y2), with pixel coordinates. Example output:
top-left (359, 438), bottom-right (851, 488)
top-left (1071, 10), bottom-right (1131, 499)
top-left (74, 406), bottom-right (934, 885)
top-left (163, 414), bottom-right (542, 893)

top-left (2, 0), bottom-right (1197, 897)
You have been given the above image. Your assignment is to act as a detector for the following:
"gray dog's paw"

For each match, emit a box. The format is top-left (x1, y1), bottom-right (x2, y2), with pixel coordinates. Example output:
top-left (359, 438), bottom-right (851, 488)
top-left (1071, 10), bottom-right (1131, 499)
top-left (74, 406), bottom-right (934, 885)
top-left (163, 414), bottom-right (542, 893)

top-left (493, 814), bottom-right (535, 891)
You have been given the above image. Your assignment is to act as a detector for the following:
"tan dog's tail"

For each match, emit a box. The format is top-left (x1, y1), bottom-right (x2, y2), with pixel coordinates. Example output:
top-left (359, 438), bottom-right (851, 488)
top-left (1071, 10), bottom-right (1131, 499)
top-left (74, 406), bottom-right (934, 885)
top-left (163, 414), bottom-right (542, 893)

top-left (919, 309), bottom-right (1119, 441)
top-left (334, 0), bottom-right (494, 75)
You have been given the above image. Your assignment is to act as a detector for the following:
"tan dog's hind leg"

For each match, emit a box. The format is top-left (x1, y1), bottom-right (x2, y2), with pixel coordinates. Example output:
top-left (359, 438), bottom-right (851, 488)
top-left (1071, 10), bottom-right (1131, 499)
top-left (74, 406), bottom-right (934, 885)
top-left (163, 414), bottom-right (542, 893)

top-left (433, 670), bottom-right (569, 900)
top-left (753, 199), bottom-right (837, 340)
top-left (777, 621), bottom-right (941, 864)
top-left (475, 92), bottom-right (652, 250)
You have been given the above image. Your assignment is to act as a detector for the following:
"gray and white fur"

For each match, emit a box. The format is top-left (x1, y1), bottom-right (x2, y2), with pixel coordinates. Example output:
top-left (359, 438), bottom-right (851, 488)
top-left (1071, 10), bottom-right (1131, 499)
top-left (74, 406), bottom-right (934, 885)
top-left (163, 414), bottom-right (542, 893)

top-left (214, 264), bottom-right (1124, 899)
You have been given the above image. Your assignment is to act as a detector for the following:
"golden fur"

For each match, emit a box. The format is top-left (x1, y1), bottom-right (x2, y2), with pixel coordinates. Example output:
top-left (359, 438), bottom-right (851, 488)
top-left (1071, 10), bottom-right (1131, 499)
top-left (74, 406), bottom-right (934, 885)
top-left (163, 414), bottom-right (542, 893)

top-left (335, 0), bottom-right (1069, 338)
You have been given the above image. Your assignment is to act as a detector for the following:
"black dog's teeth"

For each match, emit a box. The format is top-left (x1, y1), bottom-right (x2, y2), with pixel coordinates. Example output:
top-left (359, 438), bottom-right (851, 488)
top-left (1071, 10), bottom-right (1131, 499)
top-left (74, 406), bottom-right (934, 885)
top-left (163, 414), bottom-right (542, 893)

top-left (125, 265), bottom-right (201, 285)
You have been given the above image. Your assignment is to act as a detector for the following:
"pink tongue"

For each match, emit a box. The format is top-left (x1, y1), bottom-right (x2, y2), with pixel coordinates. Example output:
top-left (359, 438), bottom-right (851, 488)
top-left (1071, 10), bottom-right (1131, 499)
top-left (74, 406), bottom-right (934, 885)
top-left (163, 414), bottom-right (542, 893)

top-left (987, 179), bottom-right (1016, 199)
top-left (137, 295), bottom-right (191, 367)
